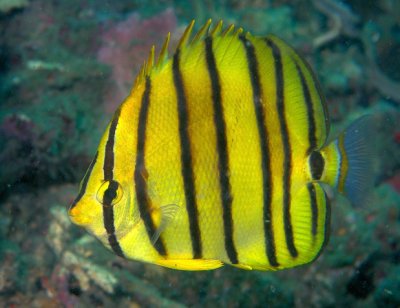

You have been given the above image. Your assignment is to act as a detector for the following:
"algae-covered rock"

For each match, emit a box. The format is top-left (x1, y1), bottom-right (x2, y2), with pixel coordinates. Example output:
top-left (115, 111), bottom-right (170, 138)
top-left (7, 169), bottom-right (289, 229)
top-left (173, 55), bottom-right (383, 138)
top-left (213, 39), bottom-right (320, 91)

top-left (0, 0), bottom-right (28, 14)
top-left (374, 266), bottom-right (400, 307)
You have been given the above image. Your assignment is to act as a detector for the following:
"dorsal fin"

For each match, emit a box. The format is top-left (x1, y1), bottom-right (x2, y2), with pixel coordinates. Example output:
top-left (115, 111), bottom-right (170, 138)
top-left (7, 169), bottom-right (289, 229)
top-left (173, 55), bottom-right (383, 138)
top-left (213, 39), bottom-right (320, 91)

top-left (210, 20), bottom-right (224, 37)
top-left (235, 27), bottom-right (244, 36)
top-left (133, 34), bottom-right (171, 87)
top-left (156, 32), bottom-right (170, 67)
top-left (177, 20), bottom-right (195, 50)
top-left (147, 45), bottom-right (155, 68)
top-left (192, 19), bottom-right (212, 44)
top-left (133, 20), bottom-right (243, 88)
top-left (133, 59), bottom-right (148, 88)
top-left (221, 24), bottom-right (235, 37)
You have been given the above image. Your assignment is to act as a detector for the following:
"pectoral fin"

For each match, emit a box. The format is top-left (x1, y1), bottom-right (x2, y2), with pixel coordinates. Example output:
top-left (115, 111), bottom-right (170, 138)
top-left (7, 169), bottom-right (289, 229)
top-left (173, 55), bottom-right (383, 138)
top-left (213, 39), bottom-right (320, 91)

top-left (151, 204), bottom-right (180, 244)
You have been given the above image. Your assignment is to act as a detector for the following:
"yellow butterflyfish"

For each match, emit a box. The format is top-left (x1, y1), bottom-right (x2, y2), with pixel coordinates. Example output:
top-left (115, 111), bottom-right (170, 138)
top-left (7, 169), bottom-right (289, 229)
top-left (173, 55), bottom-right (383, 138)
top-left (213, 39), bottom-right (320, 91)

top-left (68, 20), bottom-right (371, 271)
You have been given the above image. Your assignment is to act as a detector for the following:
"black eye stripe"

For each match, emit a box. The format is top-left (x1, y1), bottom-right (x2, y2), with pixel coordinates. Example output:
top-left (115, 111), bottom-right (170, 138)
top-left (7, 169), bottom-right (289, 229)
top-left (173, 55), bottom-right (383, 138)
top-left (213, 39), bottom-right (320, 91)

top-left (310, 151), bottom-right (324, 180)
top-left (103, 180), bottom-right (119, 206)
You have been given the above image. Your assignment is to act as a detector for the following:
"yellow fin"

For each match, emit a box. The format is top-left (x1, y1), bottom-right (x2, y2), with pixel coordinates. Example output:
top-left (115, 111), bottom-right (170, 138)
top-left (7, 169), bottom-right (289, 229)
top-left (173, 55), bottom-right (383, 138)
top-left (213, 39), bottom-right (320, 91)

top-left (147, 45), bottom-right (155, 68)
top-left (177, 19), bottom-right (195, 49)
top-left (133, 20), bottom-right (244, 88)
top-left (134, 33), bottom-right (170, 87)
top-left (156, 259), bottom-right (223, 271)
top-left (234, 27), bottom-right (244, 36)
top-left (231, 263), bottom-right (281, 271)
top-left (221, 24), bottom-right (235, 36)
top-left (192, 19), bottom-right (211, 43)
top-left (156, 32), bottom-right (170, 68)
top-left (231, 263), bottom-right (253, 270)
top-left (210, 20), bottom-right (223, 37)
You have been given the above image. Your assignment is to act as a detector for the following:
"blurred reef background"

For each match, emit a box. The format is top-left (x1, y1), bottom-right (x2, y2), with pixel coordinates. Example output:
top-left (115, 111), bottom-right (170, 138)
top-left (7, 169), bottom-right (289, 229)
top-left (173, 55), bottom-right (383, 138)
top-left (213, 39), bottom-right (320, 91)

top-left (1, 0), bottom-right (400, 307)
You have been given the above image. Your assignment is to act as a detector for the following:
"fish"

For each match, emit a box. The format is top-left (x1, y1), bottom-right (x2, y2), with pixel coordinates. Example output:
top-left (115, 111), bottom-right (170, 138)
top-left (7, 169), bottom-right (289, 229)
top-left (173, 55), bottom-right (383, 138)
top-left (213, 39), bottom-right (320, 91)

top-left (68, 20), bottom-right (372, 271)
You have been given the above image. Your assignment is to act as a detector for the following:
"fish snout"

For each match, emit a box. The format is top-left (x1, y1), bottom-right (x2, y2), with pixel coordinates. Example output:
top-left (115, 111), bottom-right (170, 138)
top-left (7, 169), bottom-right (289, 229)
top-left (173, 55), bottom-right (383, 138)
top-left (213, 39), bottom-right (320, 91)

top-left (68, 199), bottom-right (92, 226)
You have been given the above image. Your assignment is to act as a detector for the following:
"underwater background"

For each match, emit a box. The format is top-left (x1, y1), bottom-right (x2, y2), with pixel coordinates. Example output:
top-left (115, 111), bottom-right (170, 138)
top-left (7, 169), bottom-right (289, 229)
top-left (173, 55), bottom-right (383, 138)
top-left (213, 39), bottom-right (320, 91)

top-left (0, 0), bottom-right (399, 307)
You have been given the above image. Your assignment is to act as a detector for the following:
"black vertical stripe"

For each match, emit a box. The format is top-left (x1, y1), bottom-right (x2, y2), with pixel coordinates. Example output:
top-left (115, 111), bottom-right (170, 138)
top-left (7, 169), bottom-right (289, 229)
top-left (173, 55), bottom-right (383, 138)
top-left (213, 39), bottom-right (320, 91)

top-left (265, 38), bottom-right (298, 258)
top-left (309, 150), bottom-right (325, 180)
top-left (103, 108), bottom-right (125, 258)
top-left (322, 191), bottom-right (331, 249)
top-left (103, 180), bottom-right (119, 205)
top-left (103, 181), bottom-right (124, 258)
top-left (239, 35), bottom-right (279, 267)
top-left (134, 77), bottom-right (167, 256)
top-left (307, 183), bottom-right (318, 237)
top-left (104, 109), bottom-right (120, 180)
top-left (172, 50), bottom-right (202, 259)
top-left (295, 62), bottom-right (317, 153)
top-left (205, 36), bottom-right (238, 264)
top-left (299, 56), bottom-right (330, 138)
top-left (310, 188), bottom-right (331, 262)
top-left (70, 151), bottom-right (98, 210)
top-left (103, 210), bottom-right (124, 257)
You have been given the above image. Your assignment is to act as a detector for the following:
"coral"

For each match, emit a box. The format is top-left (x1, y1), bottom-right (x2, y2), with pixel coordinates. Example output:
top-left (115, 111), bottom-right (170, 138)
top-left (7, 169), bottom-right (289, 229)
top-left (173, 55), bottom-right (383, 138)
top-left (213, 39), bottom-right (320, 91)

top-left (44, 200), bottom-right (188, 306)
top-left (0, 0), bottom-right (111, 197)
top-left (310, 0), bottom-right (400, 110)
top-left (0, 113), bottom-right (36, 143)
top-left (0, 0), bottom-right (28, 14)
top-left (62, 251), bottom-right (118, 294)
top-left (97, 8), bottom-right (178, 113)
top-left (312, 0), bottom-right (400, 104)
top-left (312, 0), bottom-right (360, 48)
top-left (240, 5), bottom-right (296, 40)
top-left (40, 265), bottom-right (79, 308)
top-left (362, 22), bottom-right (400, 104)
top-left (0, 114), bottom-right (38, 196)
top-left (374, 266), bottom-right (400, 307)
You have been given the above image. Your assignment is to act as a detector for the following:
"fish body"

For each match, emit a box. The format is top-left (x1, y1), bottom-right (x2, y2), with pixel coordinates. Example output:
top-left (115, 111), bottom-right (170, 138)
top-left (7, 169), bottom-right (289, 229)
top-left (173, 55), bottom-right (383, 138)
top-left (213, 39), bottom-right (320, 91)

top-left (68, 21), bottom-right (371, 271)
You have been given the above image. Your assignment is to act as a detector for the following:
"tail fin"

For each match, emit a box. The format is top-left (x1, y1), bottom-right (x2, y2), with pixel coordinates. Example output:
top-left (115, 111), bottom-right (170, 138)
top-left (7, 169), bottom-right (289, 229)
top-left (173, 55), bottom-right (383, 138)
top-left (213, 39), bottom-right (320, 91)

top-left (320, 116), bottom-right (374, 206)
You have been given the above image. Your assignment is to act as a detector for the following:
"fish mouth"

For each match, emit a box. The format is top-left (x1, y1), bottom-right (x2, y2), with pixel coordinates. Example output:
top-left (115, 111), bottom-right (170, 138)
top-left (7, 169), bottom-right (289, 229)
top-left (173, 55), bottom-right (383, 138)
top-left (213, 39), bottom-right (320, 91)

top-left (68, 202), bottom-right (92, 226)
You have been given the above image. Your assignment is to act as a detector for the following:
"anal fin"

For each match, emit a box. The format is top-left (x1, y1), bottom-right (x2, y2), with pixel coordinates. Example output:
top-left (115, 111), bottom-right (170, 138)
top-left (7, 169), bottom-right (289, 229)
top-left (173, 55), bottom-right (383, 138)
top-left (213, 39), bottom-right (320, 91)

top-left (231, 263), bottom-right (253, 270)
top-left (156, 259), bottom-right (223, 271)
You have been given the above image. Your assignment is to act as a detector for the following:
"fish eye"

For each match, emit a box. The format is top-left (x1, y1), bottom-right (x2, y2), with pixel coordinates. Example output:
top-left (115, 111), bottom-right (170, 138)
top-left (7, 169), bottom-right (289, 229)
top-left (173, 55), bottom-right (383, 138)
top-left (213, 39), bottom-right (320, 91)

top-left (96, 180), bottom-right (123, 207)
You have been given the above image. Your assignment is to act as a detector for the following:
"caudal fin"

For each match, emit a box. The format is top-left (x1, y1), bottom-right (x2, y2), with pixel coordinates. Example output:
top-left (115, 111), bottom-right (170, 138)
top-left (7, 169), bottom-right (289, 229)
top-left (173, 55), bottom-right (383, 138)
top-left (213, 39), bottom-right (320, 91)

top-left (321, 116), bottom-right (374, 206)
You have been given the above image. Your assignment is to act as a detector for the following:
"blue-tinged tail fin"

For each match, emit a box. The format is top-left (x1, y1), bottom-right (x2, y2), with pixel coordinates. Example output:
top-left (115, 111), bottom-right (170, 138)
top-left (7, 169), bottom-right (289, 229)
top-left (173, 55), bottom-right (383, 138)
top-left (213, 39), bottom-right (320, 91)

top-left (320, 115), bottom-right (374, 206)
top-left (335, 116), bottom-right (374, 206)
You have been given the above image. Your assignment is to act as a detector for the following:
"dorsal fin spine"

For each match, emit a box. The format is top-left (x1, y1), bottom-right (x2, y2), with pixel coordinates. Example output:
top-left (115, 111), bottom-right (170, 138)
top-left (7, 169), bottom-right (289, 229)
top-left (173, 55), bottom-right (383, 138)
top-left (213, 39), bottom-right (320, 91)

top-left (210, 20), bottom-right (224, 37)
top-left (222, 24), bottom-right (235, 37)
top-left (157, 32), bottom-right (170, 67)
top-left (235, 28), bottom-right (244, 36)
top-left (177, 20), bottom-right (195, 50)
top-left (148, 45), bottom-right (155, 68)
top-left (192, 19), bottom-right (212, 43)
top-left (134, 20), bottom-right (242, 88)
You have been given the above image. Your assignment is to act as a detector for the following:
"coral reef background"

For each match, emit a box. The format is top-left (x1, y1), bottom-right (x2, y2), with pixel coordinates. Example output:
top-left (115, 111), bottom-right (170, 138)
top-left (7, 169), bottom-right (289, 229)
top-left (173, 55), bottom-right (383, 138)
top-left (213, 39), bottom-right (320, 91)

top-left (0, 0), bottom-right (399, 307)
